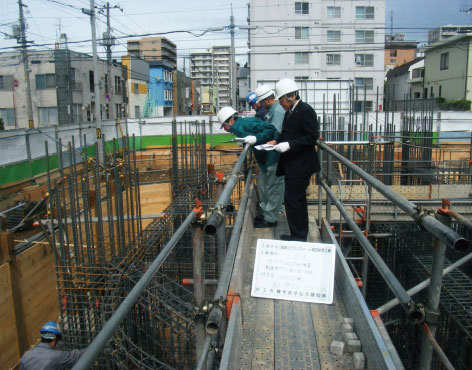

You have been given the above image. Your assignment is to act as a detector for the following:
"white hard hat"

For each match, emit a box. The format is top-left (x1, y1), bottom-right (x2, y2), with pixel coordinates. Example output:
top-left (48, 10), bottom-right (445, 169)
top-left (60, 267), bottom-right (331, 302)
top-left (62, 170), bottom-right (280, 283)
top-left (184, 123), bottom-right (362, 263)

top-left (255, 85), bottom-right (275, 102)
top-left (275, 78), bottom-right (298, 98)
top-left (217, 106), bottom-right (237, 126)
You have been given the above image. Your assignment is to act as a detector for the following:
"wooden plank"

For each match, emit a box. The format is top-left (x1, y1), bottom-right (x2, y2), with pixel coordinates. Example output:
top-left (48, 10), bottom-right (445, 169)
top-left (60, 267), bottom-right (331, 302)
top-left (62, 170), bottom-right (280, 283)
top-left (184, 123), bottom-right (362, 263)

top-left (0, 263), bottom-right (20, 370)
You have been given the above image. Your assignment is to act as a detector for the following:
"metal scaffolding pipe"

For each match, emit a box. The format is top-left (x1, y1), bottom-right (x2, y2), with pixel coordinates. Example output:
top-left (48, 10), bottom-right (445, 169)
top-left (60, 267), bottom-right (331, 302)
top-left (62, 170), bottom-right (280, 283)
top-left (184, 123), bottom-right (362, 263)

top-left (196, 168), bottom-right (253, 369)
top-left (71, 210), bottom-right (199, 370)
top-left (421, 323), bottom-right (455, 370)
top-left (419, 212), bottom-right (450, 369)
top-left (321, 181), bottom-right (424, 324)
top-left (192, 222), bottom-right (206, 362)
top-left (377, 250), bottom-right (472, 314)
top-left (204, 144), bottom-right (251, 235)
top-left (319, 142), bottom-right (468, 252)
top-left (440, 208), bottom-right (472, 231)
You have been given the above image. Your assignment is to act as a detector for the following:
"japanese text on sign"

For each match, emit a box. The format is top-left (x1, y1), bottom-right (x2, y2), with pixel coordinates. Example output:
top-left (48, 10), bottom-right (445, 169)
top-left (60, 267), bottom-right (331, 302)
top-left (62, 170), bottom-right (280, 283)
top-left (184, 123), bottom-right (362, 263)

top-left (251, 239), bottom-right (336, 304)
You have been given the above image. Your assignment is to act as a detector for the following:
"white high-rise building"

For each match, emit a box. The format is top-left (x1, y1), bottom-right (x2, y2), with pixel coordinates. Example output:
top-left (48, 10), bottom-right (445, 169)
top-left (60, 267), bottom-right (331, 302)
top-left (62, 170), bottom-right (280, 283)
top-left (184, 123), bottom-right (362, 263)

top-left (190, 46), bottom-right (232, 110)
top-left (249, 0), bottom-right (385, 112)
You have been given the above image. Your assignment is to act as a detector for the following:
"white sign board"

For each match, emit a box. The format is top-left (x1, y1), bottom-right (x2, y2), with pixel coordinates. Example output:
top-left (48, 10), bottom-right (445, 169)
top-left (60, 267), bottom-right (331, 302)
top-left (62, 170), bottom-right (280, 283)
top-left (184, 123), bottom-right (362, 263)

top-left (251, 239), bottom-right (336, 304)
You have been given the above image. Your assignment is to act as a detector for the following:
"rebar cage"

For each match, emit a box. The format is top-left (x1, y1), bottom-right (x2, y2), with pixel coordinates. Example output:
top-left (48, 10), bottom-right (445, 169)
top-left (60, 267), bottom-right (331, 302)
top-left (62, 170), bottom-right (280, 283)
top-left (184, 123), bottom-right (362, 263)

top-left (47, 120), bottom-right (247, 368)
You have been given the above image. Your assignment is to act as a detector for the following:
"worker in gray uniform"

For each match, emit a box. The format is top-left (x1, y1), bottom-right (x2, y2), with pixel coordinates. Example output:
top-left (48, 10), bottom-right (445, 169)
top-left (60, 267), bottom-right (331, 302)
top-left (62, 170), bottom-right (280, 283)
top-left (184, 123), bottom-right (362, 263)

top-left (217, 106), bottom-right (278, 228)
top-left (20, 321), bottom-right (84, 370)
top-left (253, 85), bottom-right (286, 227)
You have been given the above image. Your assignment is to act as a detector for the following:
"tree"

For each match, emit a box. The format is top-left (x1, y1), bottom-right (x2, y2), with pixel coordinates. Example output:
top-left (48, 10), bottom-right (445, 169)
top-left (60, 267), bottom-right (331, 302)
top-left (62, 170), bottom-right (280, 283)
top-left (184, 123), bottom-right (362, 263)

top-left (0, 117), bottom-right (4, 131)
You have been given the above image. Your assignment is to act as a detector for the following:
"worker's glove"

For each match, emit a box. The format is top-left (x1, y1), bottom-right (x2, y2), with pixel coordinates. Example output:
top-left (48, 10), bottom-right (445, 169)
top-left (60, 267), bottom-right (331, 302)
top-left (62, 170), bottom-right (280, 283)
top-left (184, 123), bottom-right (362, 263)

top-left (274, 142), bottom-right (290, 153)
top-left (243, 135), bottom-right (257, 145)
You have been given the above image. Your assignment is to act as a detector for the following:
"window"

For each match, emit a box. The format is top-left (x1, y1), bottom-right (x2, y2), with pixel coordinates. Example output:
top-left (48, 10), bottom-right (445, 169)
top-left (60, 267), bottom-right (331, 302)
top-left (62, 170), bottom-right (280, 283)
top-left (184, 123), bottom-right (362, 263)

top-left (116, 103), bottom-right (122, 118)
top-left (355, 77), bottom-right (373, 90)
top-left (354, 101), bottom-right (373, 112)
top-left (355, 54), bottom-right (374, 67)
top-left (424, 88), bottom-right (428, 99)
top-left (164, 89), bottom-right (173, 100)
top-left (295, 76), bottom-right (309, 80)
top-left (440, 52), bottom-right (449, 70)
top-left (355, 30), bottom-right (374, 43)
top-left (414, 92), bottom-right (421, 99)
top-left (390, 50), bottom-right (397, 57)
top-left (114, 76), bottom-right (122, 94)
top-left (133, 83), bottom-right (139, 94)
top-left (70, 104), bottom-right (82, 123)
top-left (295, 2), bottom-right (309, 14)
top-left (327, 6), bottom-right (341, 18)
top-left (89, 71), bottom-right (94, 92)
top-left (164, 70), bottom-right (174, 82)
top-left (39, 107), bottom-right (58, 124)
top-left (430, 86), bottom-right (434, 98)
top-left (326, 54), bottom-right (341, 65)
top-left (327, 30), bottom-right (341, 42)
top-left (104, 74), bottom-right (109, 93)
top-left (295, 52), bottom-right (309, 64)
top-left (0, 108), bottom-right (15, 126)
top-left (0, 75), bottom-right (13, 91)
top-left (356, 6), bottom-right (374, 19)
top-left (135, 105), bottom-right (140, 118)
top-left (390, 59), bottom-right (396, 63)
top-left (412, 68), bottom-right (424, 78)
top-left (295, 27), bottom-right (309, 39)
top-left (36, 74), bottom-right (56, 90)
top-left (439, 85), bottom-right (442, 97)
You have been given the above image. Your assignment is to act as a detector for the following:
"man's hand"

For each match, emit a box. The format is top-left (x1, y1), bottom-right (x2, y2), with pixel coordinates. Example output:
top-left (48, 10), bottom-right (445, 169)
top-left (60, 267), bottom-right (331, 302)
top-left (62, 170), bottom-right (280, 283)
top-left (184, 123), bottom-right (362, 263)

top-left (266, 140), bottom-right (277, 145)
top-left (274, 142), bottom-right (290, 153)
top-left (243, 135), bottom-right (257, 145)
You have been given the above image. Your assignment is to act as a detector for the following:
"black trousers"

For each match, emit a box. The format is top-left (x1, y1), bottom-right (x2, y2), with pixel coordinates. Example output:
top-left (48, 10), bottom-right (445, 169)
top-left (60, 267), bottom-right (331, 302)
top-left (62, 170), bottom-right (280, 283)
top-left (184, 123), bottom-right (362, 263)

top-left (284, 175), bottom-right (311, 241)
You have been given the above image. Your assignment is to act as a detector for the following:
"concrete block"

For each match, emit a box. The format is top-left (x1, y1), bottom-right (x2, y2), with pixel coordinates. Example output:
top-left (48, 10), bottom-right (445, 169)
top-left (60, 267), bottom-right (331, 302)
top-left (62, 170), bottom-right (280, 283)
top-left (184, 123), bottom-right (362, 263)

top-left (330, 340), bottom-right (345, 355)
top-left (343, 331), bottom-right (358, 343)
top-left (342, 323), bottom-right (353, 333)
top-left (353, 352), bottom-right (365, 369)
top-left (346, 339), bottom-right (362, 353)
top-left (343, 317), bottom-right (355, 329)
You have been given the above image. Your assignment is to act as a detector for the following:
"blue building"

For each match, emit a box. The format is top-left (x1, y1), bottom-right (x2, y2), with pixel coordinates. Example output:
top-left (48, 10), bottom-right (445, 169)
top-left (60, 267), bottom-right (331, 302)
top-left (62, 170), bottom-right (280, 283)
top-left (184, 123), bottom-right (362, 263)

top-left (144, 60), bottom-right (174, 117)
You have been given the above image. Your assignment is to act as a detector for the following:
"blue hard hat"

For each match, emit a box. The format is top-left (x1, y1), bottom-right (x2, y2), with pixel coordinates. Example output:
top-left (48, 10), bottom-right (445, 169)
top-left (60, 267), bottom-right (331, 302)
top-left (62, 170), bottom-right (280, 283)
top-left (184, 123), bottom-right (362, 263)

top-left (246, 92), bottom-right (257, 105)
top-left (40, 321), bottom-right (62, 339)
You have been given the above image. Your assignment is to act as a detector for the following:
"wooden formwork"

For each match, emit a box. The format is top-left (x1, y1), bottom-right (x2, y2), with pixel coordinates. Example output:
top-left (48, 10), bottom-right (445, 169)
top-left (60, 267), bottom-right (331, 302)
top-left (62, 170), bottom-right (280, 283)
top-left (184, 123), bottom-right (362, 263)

top-left (0, 233), bottom-right (58, 370)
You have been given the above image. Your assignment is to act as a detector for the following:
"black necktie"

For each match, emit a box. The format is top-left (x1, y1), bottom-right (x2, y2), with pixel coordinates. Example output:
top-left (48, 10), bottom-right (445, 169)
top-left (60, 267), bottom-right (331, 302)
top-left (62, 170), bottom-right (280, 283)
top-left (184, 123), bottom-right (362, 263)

top-left (286, 109), bottom-right (292, 121)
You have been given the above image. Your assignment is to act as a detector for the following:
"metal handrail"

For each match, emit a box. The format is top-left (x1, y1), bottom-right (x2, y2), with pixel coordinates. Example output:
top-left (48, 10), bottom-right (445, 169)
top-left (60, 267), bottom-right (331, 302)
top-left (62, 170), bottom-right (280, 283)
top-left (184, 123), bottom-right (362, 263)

top-left (204, 143), bottom-right (251, 235)
top-left (196, 166), bottom-right (254, 369)
top-left (321, 180), bottom-right (424, 323)
top-left (319, 142), bottom-right (468, 252)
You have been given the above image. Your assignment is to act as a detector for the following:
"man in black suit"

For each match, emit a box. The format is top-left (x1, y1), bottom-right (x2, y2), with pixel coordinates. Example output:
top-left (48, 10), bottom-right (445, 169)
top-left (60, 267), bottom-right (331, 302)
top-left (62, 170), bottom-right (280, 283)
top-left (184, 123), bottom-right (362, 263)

top-left (269, 78), bottom-right (320, 242)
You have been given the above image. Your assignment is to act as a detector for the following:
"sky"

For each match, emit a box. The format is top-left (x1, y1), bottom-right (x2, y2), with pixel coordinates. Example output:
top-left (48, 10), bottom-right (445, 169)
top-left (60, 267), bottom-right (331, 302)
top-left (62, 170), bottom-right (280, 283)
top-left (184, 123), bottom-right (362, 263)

top-left (0, 0), bottom-right (471, 69)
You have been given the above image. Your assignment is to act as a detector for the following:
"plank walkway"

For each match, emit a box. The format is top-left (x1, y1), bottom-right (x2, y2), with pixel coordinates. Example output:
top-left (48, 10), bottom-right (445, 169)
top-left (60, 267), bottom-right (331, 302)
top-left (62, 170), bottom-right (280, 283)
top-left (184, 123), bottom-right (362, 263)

top-left (236, 216), bottom-right (355, 369)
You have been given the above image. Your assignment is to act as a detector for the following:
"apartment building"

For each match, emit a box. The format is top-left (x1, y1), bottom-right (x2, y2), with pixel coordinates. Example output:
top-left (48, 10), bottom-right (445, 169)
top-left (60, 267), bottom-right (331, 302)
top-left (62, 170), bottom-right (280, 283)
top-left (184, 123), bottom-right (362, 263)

top-left (121, 55), bottom-right (149, 118)
top-left (384, 33), bottom-right (418, 74)
top-left (127, 37), bottom-right (177, 69)
top-left (428, 25), bottom-right (472, 45)
top-left (249, 0), bottom-right (385, 112)
top-left (190, 46), bottom-right (232, 110)
top-left (0, 49), bottom-right (126, 129)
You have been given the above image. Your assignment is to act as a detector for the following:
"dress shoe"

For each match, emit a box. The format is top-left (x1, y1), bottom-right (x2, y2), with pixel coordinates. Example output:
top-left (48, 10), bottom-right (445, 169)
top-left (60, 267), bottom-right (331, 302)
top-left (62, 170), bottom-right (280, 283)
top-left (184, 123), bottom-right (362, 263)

top-left (280, 234), bottom-right (307, 242)
top-left (254, 219), bottom-right (277, 228)
top-left (254, 214), bottom-right (264, 222)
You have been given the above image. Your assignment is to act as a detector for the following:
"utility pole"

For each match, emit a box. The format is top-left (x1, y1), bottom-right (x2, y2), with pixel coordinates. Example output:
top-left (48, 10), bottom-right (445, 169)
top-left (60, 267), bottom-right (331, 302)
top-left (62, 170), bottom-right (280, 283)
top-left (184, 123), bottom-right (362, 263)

top-left (102, 2), bottom-right (119, 119)
top-left (83, 0), bottom-right (104, 163)
top-left (230, 4), bottom-right (237, 110)
top-left (18, 0), bottom-right (34, 128)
